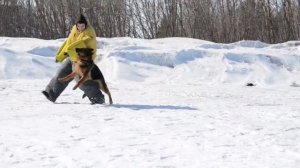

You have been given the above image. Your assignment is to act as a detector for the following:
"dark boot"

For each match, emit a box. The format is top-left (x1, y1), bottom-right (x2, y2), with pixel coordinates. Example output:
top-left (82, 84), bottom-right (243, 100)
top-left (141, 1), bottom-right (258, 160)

top-left (78, 80), bottom-right (105, 104)
top-left (89, 97), bottom-right (105, 104)
top-left (42, 90), bottom-right (55, 102)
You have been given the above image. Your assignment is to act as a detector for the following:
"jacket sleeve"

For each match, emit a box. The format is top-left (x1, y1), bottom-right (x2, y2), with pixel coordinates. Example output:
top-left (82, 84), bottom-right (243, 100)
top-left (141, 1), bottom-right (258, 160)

top-left (65, 36), bottom-right (90, 61)
top-left (56, 40), bottom-right (67, 55)
top-left (55, 25), bottom-right (78, 62)
top-left (67, 35), bottom-right (91, 50)
top-left (55, 40), bottom-right (67, 62)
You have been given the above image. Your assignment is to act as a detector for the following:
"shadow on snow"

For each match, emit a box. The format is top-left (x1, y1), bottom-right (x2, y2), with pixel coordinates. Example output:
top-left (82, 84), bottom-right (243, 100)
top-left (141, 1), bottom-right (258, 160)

top-left (111, 104), bottom-right (199, 111)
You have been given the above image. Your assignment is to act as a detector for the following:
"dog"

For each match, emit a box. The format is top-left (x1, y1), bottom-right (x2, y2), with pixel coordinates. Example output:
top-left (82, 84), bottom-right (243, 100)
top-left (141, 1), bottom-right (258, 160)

top-left (58, 48), bottom-right (113, 104)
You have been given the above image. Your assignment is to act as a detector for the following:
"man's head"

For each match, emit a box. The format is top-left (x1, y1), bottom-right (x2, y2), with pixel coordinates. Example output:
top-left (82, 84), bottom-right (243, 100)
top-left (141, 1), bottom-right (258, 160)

top-left (76, 48), bottom-right (94, 61)
top-left (76, 14), bottom-right (88, 32)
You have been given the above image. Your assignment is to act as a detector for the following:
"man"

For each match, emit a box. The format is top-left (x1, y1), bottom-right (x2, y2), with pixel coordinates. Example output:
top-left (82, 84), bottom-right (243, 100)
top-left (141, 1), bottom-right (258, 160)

top-left (42, 14), bottom-right (105, 104)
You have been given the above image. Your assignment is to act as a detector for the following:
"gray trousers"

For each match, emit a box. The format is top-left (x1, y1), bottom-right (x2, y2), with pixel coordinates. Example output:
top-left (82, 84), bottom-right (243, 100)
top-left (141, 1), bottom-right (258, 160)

top-left (44, 59), bottom-right (104, 103)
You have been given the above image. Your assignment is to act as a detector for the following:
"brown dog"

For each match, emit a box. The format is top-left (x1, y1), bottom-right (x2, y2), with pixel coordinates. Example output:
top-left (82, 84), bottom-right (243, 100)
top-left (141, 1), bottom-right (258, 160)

top-left (58, 48), bottom-right (113, 104)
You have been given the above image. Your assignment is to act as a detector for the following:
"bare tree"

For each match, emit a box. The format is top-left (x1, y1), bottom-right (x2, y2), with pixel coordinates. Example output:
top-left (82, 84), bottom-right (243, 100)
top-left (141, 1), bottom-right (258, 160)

top-left (1, 0), bottom-right (300, 43)
top-left (283, 0), bottom-right (296, 41)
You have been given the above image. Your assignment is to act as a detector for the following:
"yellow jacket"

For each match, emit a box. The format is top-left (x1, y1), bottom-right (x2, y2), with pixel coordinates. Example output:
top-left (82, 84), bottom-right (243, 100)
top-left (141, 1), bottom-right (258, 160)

top-left (56, 25), bottom-right (97, 62)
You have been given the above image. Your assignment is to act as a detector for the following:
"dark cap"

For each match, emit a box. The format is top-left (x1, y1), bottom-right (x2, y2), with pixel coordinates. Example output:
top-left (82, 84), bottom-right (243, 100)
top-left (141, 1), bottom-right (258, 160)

top-left (77, 14), bottom-right (88, 26)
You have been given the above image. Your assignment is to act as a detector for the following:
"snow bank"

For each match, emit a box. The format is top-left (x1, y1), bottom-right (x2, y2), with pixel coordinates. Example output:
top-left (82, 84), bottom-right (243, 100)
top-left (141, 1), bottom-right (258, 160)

top-left (1, 37), bottom-right (300, 167)
top-left (1, 37), bottom-right (300, 86)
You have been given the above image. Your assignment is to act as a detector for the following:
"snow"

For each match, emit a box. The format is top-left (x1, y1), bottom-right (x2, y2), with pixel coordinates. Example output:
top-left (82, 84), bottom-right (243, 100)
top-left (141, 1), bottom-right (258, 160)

top-left (1, 37), bottom-right (300, 167)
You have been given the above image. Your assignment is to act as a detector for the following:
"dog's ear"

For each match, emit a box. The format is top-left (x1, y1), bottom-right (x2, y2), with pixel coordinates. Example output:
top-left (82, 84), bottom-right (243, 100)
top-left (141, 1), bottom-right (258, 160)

top-left (85, 48), bottom-right (93, 56)
top-left (75, 48), bottom-right (82, 53)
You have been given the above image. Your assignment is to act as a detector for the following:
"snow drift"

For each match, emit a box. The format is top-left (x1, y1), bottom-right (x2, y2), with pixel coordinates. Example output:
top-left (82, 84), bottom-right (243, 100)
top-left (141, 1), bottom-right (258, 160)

top-left (1, 37), bottom-right (300, 86)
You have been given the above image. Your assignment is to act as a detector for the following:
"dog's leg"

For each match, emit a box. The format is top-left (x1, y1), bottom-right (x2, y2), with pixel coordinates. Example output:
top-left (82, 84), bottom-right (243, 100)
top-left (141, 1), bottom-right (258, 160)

top-left (73, 77), bottom-right (87, 90)
top-left (58, 72), bottom-right (77, 82)
top-left (73, 71), bottom-right (90, 90)
top-left (99, 80), bottom-right (113, 104)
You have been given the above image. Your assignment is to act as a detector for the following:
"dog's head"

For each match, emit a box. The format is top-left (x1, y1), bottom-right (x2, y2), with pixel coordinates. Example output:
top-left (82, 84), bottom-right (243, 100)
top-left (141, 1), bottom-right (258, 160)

top-left (75, 48), bottom-right (93, 61)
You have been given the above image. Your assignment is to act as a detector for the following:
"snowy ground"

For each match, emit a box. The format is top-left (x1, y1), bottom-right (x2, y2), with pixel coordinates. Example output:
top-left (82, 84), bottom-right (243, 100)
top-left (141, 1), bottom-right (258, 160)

top-left (1, 37), bottom-right (300, 167)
